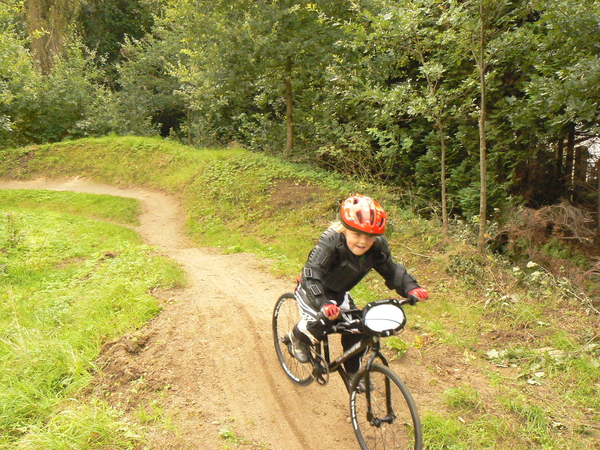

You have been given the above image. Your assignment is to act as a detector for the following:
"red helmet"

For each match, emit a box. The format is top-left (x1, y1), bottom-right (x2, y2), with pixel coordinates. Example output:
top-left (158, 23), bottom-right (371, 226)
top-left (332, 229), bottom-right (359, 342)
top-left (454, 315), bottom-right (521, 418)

top-left (340, 194), bottom-right (387, 235)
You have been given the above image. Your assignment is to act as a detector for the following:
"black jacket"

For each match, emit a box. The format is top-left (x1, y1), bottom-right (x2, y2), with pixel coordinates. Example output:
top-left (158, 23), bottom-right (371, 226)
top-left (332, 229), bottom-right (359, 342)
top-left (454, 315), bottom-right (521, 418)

top-left (300, 228), bottom-right (420, 310)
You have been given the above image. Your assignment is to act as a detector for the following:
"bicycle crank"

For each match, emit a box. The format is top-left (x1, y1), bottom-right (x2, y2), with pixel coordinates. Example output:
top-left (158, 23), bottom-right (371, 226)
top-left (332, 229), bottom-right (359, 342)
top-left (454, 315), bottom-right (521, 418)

top-left (310, 351), bottom-right (330, 385)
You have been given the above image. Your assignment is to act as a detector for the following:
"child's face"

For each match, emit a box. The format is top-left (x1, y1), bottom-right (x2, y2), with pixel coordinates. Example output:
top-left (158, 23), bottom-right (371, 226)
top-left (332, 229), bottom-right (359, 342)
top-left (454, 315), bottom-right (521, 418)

top-left (343, 229), bottom-right (376, 256)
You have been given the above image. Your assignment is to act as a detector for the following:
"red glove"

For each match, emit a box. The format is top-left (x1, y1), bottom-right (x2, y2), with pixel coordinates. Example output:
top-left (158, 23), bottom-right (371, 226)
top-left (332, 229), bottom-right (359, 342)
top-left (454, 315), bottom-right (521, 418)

top-left (408, 288), bottom-right (429, 300)
top-left (322, 303), bottom-right (341, 318)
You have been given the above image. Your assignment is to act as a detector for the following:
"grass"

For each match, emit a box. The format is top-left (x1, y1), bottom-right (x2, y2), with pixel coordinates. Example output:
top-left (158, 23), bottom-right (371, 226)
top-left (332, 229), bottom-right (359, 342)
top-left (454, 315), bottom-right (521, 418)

top-left (0, 190), bottom-right (185, 449)
top-left (422, 411), bottom-right (516, 450)
top-left (0, 189), bottom-right (141, 225)
top-left (1, 135), bottom-right (599, 449)
top-left (444, 386), bottom-right (483, 411)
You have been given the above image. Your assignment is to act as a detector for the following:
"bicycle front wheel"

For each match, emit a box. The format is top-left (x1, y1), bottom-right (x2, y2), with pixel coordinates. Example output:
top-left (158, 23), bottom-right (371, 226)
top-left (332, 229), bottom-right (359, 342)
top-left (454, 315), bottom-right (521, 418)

top-left (350, 363), bottom-right (422, 450)
top-left (272, 293), bottom-right (313, 386)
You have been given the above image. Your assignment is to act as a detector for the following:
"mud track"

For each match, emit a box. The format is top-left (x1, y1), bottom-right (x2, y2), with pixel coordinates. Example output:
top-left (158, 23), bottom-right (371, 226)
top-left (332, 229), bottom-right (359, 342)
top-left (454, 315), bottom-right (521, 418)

top-left (0, 178), bottom-right (362, 449)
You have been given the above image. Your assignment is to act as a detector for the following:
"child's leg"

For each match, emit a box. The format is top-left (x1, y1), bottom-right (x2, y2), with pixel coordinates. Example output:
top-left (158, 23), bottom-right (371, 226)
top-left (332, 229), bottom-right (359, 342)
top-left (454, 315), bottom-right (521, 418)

top-left (294, 285), bottom-right (324, 345)
top-left (341, 333), bottom-right (366, 373)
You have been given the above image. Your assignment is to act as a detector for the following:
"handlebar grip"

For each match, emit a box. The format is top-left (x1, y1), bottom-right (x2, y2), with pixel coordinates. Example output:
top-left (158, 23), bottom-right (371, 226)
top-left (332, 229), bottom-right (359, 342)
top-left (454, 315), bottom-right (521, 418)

top-left (405, 295), bottom-right (419, 306)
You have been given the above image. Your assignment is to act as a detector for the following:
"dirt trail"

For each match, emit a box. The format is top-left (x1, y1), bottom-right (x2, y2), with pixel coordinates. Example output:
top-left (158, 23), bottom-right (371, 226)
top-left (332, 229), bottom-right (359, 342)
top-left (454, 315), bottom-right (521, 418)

top-left (0, 178), bottom-right (361, 450)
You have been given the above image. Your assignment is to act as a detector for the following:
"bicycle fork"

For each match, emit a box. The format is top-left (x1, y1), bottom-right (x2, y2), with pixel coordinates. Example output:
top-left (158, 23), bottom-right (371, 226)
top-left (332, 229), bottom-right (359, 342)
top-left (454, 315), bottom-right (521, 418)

top-left (360, 337), bottom-right (398, 427)
top-left (364, 372), bottom-right (397, 427)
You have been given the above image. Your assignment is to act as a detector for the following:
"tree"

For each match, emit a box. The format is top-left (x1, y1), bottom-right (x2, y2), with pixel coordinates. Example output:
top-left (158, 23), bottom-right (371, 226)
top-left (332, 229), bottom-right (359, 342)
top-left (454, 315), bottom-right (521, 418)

top-left (26, 0), bottom-right (84, 74)
top-left (0, 11), bottom-right (38, 146)
top-left (351, 0), bottom-right (464, 234)
top-left (158, 0), bottom-right (352, 153)
top-left (114, 32), bottom-right (186, 137)
top-left (474, 0), bottom-right (489, 253)
top-left (443, 0), bottom-right (534, 251)
top-left (157, 0), bottom-right (261, 147)
top-left (230, 0), bottom-right (351, 155)
top-left (516, 0), bottom-right (600, 202)
top-left (597, 157), bottom-right (600, 234)
top-left (76, 0), bottom-right (155, 86)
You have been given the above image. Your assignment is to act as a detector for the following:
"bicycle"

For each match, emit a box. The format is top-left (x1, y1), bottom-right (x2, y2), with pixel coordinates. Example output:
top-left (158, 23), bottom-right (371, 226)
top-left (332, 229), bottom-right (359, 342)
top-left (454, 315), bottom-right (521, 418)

top-left (273, 292), bottom-right (423, 450)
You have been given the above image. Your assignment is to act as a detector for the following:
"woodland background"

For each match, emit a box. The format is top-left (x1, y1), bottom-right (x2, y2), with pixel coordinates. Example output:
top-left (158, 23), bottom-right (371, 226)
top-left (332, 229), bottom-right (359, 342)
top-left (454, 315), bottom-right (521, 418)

top-left (1, 0), bottom-right (600, 254)
top-left (1, 4), bottom-right (600, 447)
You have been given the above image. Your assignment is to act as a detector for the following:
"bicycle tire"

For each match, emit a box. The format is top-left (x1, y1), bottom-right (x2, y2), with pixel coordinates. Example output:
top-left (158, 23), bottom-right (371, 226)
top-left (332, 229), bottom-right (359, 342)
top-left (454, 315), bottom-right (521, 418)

top-left (272, 293), bottom-right (313, 386)
top-left (350, 363), bottom-right (423, 450)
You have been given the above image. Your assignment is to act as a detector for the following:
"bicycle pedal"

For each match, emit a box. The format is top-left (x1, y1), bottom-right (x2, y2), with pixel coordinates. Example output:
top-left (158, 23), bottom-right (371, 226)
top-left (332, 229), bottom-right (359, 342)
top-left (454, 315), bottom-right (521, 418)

top-left (311, 357), bottom-right (329, 385)
top-left (314, 365), bottom-right (329, 385)
top-left (315, 373), bottom-right (329, 385)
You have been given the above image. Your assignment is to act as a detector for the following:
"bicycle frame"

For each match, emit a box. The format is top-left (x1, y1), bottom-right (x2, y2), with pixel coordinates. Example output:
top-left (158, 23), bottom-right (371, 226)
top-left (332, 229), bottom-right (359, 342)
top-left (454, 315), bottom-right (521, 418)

top-left (313, 331), bottom-right (389, 393)
top-left (273, 293), bottom-right (422, 449)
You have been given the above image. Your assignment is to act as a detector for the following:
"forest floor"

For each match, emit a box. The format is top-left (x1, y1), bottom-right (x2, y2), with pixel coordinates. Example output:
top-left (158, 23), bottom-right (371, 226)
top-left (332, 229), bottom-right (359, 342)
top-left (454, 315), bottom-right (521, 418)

top-left (0, 178), bottom-right (512, 450)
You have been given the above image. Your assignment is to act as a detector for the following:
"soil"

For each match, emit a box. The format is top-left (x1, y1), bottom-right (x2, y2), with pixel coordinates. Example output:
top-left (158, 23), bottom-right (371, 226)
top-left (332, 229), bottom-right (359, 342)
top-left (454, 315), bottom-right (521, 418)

top-left (0, 177), bottom-right (500, 450)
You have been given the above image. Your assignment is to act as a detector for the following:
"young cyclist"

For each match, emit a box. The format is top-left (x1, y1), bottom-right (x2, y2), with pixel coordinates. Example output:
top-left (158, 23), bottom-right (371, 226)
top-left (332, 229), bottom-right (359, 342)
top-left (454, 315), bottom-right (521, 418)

top-left (288, 194), bottom-right (429, 385)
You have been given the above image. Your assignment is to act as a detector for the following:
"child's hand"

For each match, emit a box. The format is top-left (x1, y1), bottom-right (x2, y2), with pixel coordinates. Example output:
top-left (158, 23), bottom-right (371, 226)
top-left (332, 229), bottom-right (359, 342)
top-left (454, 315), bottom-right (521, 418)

top-left (322, 303), bottom-right (341, 320)
top-left (408, 288), bottom-right (429, 301)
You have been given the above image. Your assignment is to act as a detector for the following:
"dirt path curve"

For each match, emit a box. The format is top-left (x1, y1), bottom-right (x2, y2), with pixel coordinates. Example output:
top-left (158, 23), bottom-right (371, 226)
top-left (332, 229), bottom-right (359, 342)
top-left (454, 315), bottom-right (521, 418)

top-left (0, 178), bottom-right (359, 450)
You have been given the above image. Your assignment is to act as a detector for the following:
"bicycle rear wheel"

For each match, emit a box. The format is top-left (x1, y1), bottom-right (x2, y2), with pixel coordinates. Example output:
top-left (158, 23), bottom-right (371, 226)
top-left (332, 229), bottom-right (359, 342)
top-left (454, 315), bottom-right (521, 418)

top-left (350, 363), bottom-right (422, 450)
top-left (272, 293), bottom-right (313, 386)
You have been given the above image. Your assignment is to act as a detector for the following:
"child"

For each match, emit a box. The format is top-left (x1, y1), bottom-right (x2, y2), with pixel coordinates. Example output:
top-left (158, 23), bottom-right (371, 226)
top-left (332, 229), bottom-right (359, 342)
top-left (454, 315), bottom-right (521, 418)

top-left (289, 194), bottom-right (428, 382)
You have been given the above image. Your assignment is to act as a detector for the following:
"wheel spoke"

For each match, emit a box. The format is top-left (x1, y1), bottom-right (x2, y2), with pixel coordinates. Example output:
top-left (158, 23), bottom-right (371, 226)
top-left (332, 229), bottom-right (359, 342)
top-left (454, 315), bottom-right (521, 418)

top-left (350, 364), bottom-right (422, 450)
top-left (273, 293), bottom-right (313, 386)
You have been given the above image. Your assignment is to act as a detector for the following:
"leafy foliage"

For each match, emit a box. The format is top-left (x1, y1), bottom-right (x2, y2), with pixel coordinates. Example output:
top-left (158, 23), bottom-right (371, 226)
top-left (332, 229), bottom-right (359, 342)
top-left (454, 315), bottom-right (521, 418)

top-left (2, 0), bottom-right (600, 230)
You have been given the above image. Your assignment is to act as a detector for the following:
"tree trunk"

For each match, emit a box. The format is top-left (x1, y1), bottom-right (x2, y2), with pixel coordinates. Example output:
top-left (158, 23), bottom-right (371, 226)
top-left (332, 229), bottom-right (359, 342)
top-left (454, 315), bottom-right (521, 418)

top-left (28, 0), bottom-right (52, 74)
top-left (284, 58), bottom-right (294, 156)
top-left (597, 157), bottom-right (600, 235)
top-left (435, 117), bottom-right (449, 235)
top-left (27, 0), bottom-right (74, 74)
top-left (555, 137), bottom-right (564, 182)
top-left (564, 123), bottom-right (575, 196)
top-left (574, 145), bottom-right (588, 184)
top-left (477, 2), bottom-right (488, 254)
top-left (187, 109), bottom-right (193, 146)
top-left (414, 42), bottom-right (449, 236)
top-left (572, 145), bottom-right (589, 203)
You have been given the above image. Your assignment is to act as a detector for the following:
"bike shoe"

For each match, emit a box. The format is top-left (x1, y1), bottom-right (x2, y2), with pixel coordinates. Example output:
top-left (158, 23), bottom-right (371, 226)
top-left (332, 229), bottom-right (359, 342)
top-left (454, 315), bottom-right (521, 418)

top-left (287, 331), bottom-right (310, 364)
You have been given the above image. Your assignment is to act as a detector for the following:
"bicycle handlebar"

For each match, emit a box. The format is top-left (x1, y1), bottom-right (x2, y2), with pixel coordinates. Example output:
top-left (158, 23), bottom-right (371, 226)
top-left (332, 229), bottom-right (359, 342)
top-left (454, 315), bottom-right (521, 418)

top-left (401, 295), bottom-right (420, 306)
top-left (329, 296), bottom-right (418, 334)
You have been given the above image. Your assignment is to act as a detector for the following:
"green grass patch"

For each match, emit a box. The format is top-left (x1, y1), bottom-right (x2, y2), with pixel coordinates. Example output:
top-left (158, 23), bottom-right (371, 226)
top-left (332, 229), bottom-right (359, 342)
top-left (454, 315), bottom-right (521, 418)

top-left (0, 189), bottom-right (140, 226)
top-left (422, 411), bottom-right (512, 449)
top-left (444, 386), bottom-right (483, 411)
top-left (0, 190), bottom-right (184, 449)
